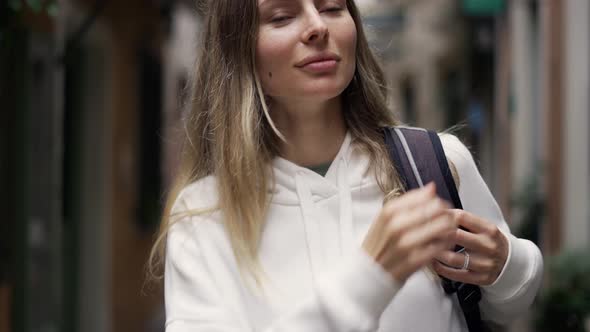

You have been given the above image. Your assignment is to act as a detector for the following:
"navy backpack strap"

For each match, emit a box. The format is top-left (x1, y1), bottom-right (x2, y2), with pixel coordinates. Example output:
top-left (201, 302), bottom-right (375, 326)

top-left (383, 127), bottom-right (414, 190)
top-left (383, 126), bottom-right (487, 332)
top-left (384, 127), bottom-right (458, 205)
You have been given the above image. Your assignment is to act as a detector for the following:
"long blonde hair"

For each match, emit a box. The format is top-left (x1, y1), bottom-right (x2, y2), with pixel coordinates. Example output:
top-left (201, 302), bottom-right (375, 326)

top-left (147, 0), bottom-right (402, 284)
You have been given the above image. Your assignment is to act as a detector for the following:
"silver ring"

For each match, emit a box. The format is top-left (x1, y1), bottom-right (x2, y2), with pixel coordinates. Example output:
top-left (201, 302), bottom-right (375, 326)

top-left (461, 250), bottom-right (470, 271)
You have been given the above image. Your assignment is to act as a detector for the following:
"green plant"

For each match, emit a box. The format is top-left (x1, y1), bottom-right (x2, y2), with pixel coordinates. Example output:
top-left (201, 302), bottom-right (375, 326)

top-left (534, 250), bottom-right (590, 332)
top-left (1, 0), bottom-right (58, 28)
top-left (512, 170), bottom-right (544, 245)
top-left (7, 0), bottom-right (58, 15)
top-left (1, 0), bottom-right (58, 46)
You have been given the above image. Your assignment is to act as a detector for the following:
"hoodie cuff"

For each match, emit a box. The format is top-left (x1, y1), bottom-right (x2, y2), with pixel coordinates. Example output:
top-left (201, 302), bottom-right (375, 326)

top-left (317, 249), bottom-right (403, 330)
top-left (481, 231), bottom-right (532, 302)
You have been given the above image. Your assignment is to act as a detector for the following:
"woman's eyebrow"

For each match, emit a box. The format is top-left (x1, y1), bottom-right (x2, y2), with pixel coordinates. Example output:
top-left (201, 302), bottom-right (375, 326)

top-left (259, 0), bottom-right (294, 10)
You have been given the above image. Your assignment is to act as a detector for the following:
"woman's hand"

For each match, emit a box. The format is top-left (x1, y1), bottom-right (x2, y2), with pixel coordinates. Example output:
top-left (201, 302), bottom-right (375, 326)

top-left (432, 210), bottom-right (509, 286)
top-left (362, 183), bottom-right (458, 283)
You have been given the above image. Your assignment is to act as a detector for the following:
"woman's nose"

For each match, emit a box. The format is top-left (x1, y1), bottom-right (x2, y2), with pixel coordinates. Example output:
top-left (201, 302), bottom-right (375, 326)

top-left (301, 10), bottom-right (329, 44)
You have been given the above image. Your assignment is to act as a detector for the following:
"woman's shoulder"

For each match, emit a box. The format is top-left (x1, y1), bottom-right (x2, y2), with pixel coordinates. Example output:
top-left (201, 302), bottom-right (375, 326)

top-left (168, 175), bottom-right (224, 243)
top-left (174, 175), bottom-right (220, 213)
top-left (168, 175), bottom-right (222, 231)
top-left (437, 132), bottom-right (479, 174)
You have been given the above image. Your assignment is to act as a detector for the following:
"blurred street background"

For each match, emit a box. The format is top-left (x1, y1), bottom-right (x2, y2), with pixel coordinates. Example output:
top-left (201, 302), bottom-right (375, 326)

top-left (1, 0), bottom-right (589, 331)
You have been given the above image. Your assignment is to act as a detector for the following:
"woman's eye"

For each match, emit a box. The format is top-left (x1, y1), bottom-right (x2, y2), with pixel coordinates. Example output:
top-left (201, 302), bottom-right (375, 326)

top-left (270, 15), bottom-right (292, 23)
top-left (322, 6), bottom-right (343, 13)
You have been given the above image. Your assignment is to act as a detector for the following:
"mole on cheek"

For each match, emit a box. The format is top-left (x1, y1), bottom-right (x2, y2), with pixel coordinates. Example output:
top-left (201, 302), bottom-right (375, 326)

top-left (268, 72), bottom-right (273, 78)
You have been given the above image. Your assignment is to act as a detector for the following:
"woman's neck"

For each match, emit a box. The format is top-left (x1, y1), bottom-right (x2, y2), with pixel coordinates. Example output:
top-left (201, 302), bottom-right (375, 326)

top-left (271, 97), bottom-right (347, 167)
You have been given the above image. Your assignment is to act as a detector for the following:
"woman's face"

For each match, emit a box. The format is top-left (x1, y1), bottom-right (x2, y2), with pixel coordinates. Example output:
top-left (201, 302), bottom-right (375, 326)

top-left (256, 0), bottom-right (357, 103)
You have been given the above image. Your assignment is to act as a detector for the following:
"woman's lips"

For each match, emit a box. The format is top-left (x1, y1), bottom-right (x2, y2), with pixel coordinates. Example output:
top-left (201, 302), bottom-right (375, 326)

top-left (299, 59), bottom-right (339, 73)
top-left (295, 52), bottom-right (341, 73)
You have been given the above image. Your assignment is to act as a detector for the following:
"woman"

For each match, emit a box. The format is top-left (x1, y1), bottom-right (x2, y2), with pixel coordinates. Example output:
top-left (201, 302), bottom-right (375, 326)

top-left (149, 0), bottom-right (543, 330)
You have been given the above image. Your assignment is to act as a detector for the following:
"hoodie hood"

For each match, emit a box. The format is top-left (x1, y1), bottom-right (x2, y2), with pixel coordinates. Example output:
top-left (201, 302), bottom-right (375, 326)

top-left (270, 133), bottom-right (372, 205)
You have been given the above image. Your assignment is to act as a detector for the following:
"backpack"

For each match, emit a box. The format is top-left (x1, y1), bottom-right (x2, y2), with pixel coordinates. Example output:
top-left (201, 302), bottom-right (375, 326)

top-left (383, 126), bottom-right (488, 332)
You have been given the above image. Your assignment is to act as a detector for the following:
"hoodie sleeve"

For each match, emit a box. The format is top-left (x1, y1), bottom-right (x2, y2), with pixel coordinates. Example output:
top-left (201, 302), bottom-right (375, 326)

top-left (439, 134), bottom-right (544, 325)
top-left (165, 197), bottom-right (403, 332)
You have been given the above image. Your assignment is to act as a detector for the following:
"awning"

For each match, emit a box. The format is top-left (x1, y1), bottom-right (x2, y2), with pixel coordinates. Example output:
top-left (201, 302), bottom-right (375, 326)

top-left (462, 0), bottom-right (505, 16)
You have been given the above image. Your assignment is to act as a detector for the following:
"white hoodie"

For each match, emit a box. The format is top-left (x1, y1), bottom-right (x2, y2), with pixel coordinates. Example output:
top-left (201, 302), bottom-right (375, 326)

top-left (164, 132), bottom-right (544, 332)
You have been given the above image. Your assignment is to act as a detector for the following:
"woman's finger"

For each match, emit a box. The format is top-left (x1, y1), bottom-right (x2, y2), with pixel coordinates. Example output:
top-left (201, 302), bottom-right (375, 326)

top-left (364, 188), bottom-right (449, 268)
top-left (451, 209), bottom-right (496, 234)
top-left (367, 187), bottom-right (433, 235)
top-left (434, 250), bottom-right (496, 273)
top-left (391, 240), bottom-right (449, 281)
top-left (364, 190), bottom-right (443, 255)
top-left (453, 229), bottom-right (496, 254)
top-left (432, 260), bottom-right (497, 286)
top-left (383, 183), bottom-right (437, 212)
top-left (396, 213), bottom-right (456, 251)
top-left (379, 213), bottom-right (455, 269)
top-left (387, 198), bottom-right (452, 236)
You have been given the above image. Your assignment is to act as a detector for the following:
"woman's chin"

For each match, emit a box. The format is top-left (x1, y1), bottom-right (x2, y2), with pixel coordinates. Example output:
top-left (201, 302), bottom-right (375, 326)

top-left (292, 83), bottom-right (350, 101)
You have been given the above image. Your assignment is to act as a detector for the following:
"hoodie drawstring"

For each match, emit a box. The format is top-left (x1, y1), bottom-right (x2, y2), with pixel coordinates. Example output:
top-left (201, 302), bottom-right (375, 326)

top-left (295, 171), bottom-right (323, 284)
top-left (294, 157), bottom-right (355, 284)
top-left (337, 157), bottom-right (355, 257)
